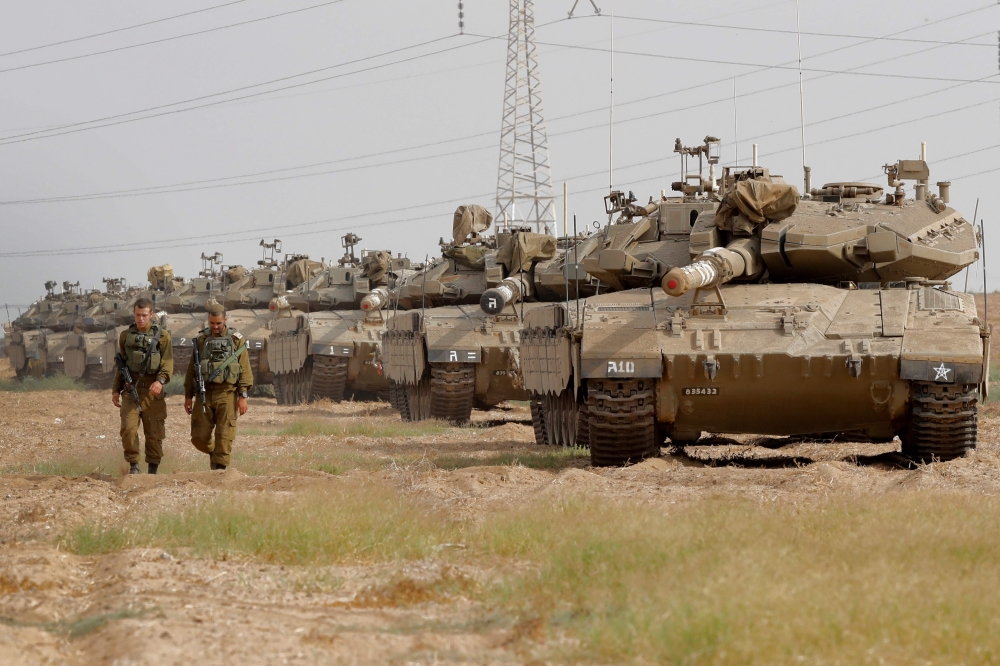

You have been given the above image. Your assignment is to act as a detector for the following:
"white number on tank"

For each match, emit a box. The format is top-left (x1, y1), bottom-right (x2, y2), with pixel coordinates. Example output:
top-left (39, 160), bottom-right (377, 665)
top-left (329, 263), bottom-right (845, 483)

top-left (180, 338), bottom-right (187, 346)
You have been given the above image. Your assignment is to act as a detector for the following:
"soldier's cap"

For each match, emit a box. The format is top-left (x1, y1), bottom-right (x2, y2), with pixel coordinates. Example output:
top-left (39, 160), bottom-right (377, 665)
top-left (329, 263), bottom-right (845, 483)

top-left (207, 303), bottom-right (226, 316)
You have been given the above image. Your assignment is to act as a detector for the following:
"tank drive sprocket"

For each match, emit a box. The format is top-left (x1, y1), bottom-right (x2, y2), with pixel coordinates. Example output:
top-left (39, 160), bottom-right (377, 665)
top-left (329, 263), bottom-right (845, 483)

top-left (311, 356), bottom-right (349, 402)
top-left (901, 381), bottom-right (978, 463)
top-left (542, 389), bottom-right (584, 447)
top-left (429, 363), bottom-right (476, 423)
top-left (585, 378), bottom-right (659, 466)
top-left (398, 376), bottom-right (432, 422)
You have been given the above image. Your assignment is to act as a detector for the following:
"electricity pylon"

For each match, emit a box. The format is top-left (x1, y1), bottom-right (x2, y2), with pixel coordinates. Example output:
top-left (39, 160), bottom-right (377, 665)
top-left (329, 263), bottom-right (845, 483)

top-left (495, 0), bottom-right (555, 234)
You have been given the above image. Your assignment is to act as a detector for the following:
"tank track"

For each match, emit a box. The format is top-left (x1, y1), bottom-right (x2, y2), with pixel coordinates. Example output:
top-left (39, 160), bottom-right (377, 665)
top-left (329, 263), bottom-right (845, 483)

top-left (429, 363), bottom-right (476, 424)
top-left (46, 362), bottom-right (65, 377)
top-left (273, 360), bottom-right (313, 405)
top-left (311, 356), bottom-right (349, 402)
top-left (530, 397), bottom-right (548, 446)
top-left (585, 379), bottom-right (659, 467)
top-left (84, 367), bottom-right (115, 390)
top-left (397, 377), bottom-right (432, 422)
top-left (901, 381), bottom-right (978, 463)
top-left (173, 347), bottom-right (193, 378)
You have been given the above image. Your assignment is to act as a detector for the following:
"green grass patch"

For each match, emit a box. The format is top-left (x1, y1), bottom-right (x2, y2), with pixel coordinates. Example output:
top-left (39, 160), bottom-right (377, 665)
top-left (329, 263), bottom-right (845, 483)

top-left (60, 486), bottom-right (1000, 663)
top-left (0, 450), bottom-right (124, 477)
top-left (0, 375), bottom-right (87, 392)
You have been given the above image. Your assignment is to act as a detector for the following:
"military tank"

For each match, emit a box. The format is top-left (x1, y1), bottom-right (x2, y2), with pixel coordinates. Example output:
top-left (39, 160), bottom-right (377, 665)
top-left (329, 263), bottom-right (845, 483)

top-left (382, 204), bottom-right (615, 423)
top-left (64, 278), bottom-right (135, 387)
top-left (268, 234), bottom-right (418, 404)
top-left (4, 281), bottom-right (64, 378)
top-left (520, 151), bottom-right (987, 465)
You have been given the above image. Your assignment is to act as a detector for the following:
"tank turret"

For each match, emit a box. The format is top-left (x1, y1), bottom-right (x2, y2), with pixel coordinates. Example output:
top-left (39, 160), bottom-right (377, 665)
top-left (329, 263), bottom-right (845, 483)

top-left (663, 158), bottom-right (978, 298)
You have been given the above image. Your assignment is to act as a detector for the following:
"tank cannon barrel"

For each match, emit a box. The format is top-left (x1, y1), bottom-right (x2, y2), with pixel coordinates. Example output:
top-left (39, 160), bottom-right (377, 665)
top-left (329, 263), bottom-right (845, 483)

top-left (662, 238), bottom-right (762, 297)
top-left (480, 275), bottom-right (535, 315)
top-left (360, 286), bottom-right (390, 312)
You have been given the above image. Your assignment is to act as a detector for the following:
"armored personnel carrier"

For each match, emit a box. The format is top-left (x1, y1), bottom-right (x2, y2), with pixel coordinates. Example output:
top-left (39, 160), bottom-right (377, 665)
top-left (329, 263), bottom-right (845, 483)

top-left (268, 234), bottom-right (418, 404)
top-left (383, 205), bottom-right (616, 423)
top-left (520, 151), bottom-right (987, 465)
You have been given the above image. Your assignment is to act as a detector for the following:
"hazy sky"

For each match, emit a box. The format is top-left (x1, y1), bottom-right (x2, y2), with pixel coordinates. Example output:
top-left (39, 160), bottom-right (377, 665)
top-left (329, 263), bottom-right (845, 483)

top-left (1, 0), bottom-right (997, 316)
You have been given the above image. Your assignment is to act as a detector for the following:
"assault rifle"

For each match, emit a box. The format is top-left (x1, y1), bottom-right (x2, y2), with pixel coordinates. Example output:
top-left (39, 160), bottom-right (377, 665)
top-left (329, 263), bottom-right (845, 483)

top-left (114, 353), bottom-right (142, 414)
top-left (193, 341), bottom-right (207, 413)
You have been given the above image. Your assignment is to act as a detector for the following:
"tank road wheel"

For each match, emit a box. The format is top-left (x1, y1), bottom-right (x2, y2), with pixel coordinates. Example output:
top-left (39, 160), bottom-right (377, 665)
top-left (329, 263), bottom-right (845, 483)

top-left (403, 376), bottom-right (433, 422)
top-left (389, 381), bottom-right (405, 414)
top-left (586, 379), bottom-right (658, 467)
top-left (901, 382), bottom-right (978, 463)
top-left (429, 363), bottom-right (476, 424)
top-left (273, 372), bottom-right (288, 404)
top-left (311, 356), bottom-right (349, 403)
top-left (576, 403), bottom-right (590, 450)
top-left (300, 359), bottom-right (314, 404)
top-left (530, 397), bottom-right (549, 446)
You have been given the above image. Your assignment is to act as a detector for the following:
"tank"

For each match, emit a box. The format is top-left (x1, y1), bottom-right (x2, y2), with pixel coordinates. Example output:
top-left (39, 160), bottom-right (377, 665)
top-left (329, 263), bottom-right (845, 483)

top-left (64, 278), bottom-right (134, 387)
top-left (519, 149), bottom-right (988, 466)
top-left (382, 205), bottom-right (614, 423)
top-left (5, 281), bottom-right (64, 378)
top-left (268, 234), bottom-right (419, 404)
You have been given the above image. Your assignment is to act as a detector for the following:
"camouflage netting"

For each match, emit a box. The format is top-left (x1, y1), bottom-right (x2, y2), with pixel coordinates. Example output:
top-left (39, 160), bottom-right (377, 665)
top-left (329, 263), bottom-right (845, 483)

top-left (497, 232), bottom-right (557, 274)
top-left (444, 244), bottom-right (492, 269)
top-left (225, 265), bottom-right (249, 283)
top-left (147, 264), bottom-right (174, 290)
top-left (453, 204), bottom-right (493, 245)
top-left (362, 251), bottom-right (392, 283)
top-left (716, 180), bottom-right (800, 234)
top-left (285, 258), bottom-right (324, 289)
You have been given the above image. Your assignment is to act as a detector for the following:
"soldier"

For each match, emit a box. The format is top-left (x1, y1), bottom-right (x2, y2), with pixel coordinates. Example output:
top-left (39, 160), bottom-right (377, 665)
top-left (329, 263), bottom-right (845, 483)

top-left (184, 303), bottom-right (253, 470)
top-left (112, 297), bottom-right (173, 474)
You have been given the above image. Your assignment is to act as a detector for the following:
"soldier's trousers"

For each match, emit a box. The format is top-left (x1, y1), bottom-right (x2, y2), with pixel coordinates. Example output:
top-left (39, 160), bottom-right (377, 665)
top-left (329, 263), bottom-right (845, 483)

top-left (119, 380), bottom-right (167, 465)
top-left (190, 386), bottom-right (239, 467)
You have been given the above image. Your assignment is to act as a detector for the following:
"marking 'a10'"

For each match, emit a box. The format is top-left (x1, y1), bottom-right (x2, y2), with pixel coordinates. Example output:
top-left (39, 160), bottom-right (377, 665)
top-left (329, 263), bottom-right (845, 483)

top-left (607, 360), bottom-right (635, 374)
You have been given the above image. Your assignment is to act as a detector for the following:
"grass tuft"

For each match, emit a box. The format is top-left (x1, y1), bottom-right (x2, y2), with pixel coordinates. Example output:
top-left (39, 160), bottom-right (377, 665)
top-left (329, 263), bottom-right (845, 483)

top-left (0, 375), bottom-right (87, 392)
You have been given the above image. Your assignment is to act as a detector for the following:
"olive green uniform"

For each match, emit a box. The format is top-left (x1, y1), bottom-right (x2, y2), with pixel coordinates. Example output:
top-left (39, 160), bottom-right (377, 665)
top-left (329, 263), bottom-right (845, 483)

top-left (113, 324), bottom-right (173, 465)
top-left (184, 326), bottom-right (254, 467)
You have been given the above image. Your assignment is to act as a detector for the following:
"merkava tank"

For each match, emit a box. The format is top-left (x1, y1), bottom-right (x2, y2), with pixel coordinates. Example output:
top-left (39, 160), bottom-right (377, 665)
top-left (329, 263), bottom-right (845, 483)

top-left (267, 234), bottom-right (418, 404)
top-left (519, 150), bottom-right (987, 466)
top-left (381, 204), bottom-right (620, 423)
top-left (33, 282), bottom-right (102, 378)
top-left (4, 281), bottom-right (65, 378)
top-left (166, 242), bottom-right (319, 385)
top-left (64, 278), bottom-right (139, 387)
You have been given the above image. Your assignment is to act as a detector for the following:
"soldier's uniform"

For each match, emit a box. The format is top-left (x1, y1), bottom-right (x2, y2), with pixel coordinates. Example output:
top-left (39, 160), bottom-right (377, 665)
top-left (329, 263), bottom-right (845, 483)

top-left (114, 322), bottom-right (173, 470)
top-left (184, 319), bottom-right (253, 469)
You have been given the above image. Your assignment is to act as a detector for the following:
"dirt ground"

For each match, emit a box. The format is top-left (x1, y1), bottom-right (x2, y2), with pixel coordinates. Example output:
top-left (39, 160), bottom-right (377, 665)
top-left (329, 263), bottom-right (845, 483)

top-left (4, 374), bottom-right (1000, 664)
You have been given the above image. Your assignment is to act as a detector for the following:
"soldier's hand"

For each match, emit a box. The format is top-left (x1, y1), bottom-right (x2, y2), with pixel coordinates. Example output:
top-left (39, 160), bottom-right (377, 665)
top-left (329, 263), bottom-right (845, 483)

top-left (149, 380), bottom-right (163, 397)
top-left (184, 397), bottom-right (193, 415)
top-left (237, 396), bottom-right (249, 416)
top-left (112, 392), bottom-right (121, 408)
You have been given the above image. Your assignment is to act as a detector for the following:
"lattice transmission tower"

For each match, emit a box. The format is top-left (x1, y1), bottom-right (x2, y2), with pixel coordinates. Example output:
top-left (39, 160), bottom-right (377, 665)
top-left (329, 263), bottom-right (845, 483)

top-left (495, 0), bottom-right (555, 234)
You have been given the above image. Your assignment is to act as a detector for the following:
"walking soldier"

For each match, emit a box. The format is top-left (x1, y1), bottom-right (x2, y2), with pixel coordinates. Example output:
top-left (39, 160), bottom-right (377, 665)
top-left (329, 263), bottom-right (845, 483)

top-left (184, 303), bottom-right (253, 470)
top-left (112, 297), bottom-right (173, 474)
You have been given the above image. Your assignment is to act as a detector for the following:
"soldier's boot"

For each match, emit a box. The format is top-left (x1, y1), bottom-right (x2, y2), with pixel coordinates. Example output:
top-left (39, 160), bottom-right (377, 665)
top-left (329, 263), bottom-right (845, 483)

top-left (128, 463), bottom-right (141, 475)
top-left (210, 462), bottom-right (227, 471)
top-left (147, 463), bottom-right (159, 475)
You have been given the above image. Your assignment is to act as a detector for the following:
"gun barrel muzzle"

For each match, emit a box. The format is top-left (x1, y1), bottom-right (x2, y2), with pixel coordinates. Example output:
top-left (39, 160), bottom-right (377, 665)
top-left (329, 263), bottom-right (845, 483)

top-left (360, 287), bottom-right (390, 312)
top-left (662, 261), bottom-right (720, 297)
top-left (481, 276), bottom-right (534, 315)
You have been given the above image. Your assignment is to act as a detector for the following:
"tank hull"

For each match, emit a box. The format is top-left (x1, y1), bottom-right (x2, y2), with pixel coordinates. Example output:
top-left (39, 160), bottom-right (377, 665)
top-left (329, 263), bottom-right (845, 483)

top-left (520, 284), bottom-right (988, 463)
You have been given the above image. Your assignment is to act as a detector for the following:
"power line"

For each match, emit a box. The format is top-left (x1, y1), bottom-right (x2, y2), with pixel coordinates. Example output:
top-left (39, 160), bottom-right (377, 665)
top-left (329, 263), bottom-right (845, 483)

top-left (3, 21), bottom-right (991, 206)
top-left (0, 0), bottom-right (250, 58)
top-left (0, 0), bottom-right (349, 76)
top-left (0, 33), bottom-right (480, 145)
top-left (611, 14), bottom-right (994, 47)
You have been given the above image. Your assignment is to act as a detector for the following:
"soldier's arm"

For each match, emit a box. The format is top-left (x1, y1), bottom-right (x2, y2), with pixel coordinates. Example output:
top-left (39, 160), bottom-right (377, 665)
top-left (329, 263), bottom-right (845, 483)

top-left (236, 340), bottom-right (254, 394)
top-left (184, 337), bottom-right (198, 399)
top-left (111, 330), bottom-right (127, 393)
top-left (157, 330), bottom-right (173, 385)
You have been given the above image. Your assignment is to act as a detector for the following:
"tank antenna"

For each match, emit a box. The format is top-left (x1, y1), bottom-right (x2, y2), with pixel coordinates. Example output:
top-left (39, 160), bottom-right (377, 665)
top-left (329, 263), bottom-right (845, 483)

top-left (966, 197), bottom-right (980, 292)
top-left (982, 219), bottom-right (988, 327)
top-left (608, 0), bottom-right (614, 195)
top-left (732, 78), bottom-right (738, 167)
top-left (795, 0), bottom-right (808, 190)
